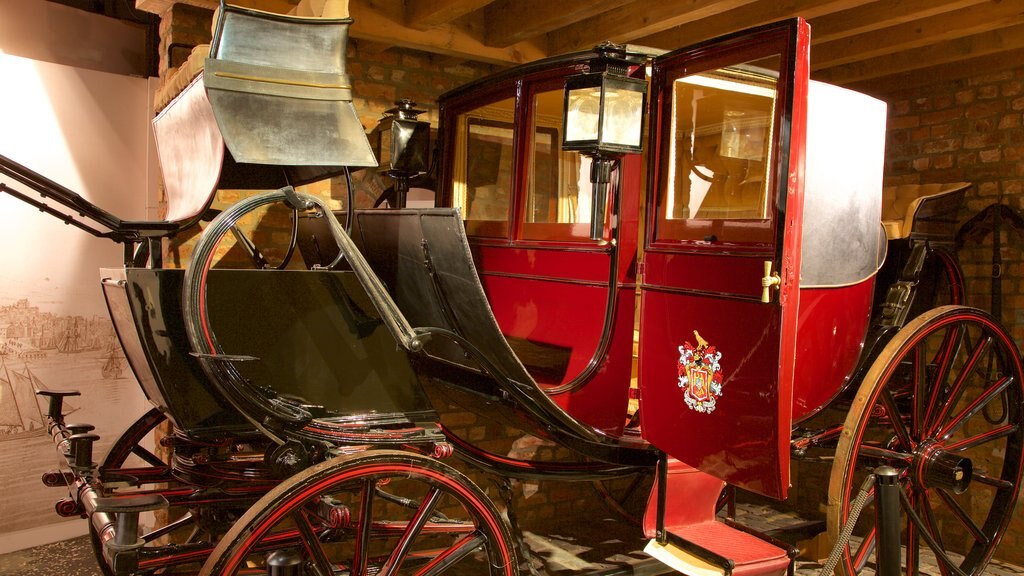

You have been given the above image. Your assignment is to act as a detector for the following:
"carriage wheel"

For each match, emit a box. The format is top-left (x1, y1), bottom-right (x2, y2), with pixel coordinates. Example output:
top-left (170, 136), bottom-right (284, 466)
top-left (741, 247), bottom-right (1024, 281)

top-left (88, 408), bottom-right (169, 575)
top-left (90, 409), bottom-right (246, 575)
top-left (99, 407), bottom-right (168, 472)
top-left (829, 306), bottom-right (1024, 576)
top-left (200, 450), bottom-right (519, 575)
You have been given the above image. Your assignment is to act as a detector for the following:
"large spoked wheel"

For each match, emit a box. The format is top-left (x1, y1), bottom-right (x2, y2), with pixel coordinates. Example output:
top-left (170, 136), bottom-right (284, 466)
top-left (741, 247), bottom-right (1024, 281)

top-left (91, 409), bottom-right (253, 575)
top-left (200, 450), bottom-right (519, 575)
top-left (99, 407), bottom-right (169, 473)
top-left (829, 306), bottom-right (1024, 576)
top-left (89, 408), bottom-right (171, 576)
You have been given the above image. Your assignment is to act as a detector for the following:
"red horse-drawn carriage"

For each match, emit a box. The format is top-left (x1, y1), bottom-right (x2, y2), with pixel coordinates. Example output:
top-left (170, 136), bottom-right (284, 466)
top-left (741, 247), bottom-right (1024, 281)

top-left (0, 5), bottom-right (1020, 576)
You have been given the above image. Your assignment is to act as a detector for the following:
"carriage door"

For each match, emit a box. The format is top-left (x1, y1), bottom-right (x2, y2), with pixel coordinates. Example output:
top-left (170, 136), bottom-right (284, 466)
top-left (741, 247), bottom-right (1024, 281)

top-left (638, 19), bottom-right (810, 499)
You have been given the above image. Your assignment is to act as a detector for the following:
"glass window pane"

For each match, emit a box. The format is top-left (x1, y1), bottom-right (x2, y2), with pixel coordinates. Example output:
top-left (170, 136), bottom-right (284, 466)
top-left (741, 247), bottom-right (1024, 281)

top-left (452, 97), bottom-right (515, 237)
top-left (657, 60), bottom-right (779, 242)
top-left (522, 88), bottom-right (598, 242)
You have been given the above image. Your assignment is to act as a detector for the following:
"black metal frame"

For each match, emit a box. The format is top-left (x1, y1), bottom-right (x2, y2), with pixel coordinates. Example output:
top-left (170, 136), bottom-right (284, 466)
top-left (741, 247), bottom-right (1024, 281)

top-left (0, 153), bottom-right (185, 266)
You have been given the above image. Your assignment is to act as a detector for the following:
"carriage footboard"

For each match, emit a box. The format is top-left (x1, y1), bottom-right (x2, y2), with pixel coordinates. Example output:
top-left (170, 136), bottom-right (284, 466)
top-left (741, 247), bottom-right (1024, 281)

top-left (36, 395), bottom-right (171, 574)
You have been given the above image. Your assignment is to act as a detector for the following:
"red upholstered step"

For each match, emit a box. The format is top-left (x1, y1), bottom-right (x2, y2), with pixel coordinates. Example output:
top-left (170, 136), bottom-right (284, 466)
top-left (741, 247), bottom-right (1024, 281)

top-left (643, 458), bottom-right (791, 576)
top-left (673, 521), bottom-right (790, 576)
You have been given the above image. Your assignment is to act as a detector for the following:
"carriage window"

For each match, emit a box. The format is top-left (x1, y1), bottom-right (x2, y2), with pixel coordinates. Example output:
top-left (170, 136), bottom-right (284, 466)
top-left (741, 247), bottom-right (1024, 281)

top-left (452, 97), bottom-right (515, 237)
top-left (521, 88), bottom-right (595, 242)
top-left (657, 61), bottom-right (778, 242)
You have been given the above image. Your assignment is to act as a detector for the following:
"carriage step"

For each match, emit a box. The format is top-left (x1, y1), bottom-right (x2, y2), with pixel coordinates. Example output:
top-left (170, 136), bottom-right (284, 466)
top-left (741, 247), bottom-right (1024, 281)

top-left (645, 522), bottom-right (792, 576)
top-left (643, 458), bottom-right (794, 576)
top-left (94, 494), bottom-right (169, 515)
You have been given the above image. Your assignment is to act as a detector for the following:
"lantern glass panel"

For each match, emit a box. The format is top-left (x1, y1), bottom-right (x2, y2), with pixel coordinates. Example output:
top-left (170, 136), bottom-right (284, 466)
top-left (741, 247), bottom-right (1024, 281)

top-left (565, 86), bottom-right (601, 143)
top-left (600, 84), bottom-right (644, 148)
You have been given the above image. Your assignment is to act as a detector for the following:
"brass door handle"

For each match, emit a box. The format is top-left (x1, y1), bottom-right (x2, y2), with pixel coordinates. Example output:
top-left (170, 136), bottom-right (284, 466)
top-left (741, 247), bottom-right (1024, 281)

top-left (761, 261), bottom-right (781, 303)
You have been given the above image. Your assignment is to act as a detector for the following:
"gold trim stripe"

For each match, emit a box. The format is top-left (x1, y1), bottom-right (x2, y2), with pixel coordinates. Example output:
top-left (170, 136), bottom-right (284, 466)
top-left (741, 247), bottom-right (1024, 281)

top-left (212, 71), bottom-right (351, 90)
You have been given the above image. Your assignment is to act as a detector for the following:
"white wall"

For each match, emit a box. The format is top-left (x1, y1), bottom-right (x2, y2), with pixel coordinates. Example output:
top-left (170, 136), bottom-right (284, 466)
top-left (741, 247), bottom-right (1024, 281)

top-left (0, 18), bottom-right (158, 550)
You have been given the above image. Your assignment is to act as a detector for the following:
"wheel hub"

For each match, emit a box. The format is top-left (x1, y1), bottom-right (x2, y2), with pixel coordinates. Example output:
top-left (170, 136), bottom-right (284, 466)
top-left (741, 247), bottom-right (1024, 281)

top-left (916, 443), bottom-right (973, 494)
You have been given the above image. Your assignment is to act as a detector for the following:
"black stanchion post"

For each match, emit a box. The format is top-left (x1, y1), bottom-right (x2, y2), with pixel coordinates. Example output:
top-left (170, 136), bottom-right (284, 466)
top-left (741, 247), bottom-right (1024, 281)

top-left (875, 466), bottom-right (901, 576)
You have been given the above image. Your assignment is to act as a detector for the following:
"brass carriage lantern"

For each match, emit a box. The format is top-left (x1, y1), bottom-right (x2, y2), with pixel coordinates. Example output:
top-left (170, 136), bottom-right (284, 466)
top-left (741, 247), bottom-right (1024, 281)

top-left (562, 42), bottom-right (646, 240)
top-left (370, 99), bottom-right (431, 208)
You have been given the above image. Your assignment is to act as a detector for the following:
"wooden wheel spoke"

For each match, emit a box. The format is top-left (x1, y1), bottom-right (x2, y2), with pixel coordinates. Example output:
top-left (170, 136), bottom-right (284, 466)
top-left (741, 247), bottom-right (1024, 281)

top-left (416, 533), bottom-right (487, 576)
top-left (935, 376), bottom-right (1013, 441)
top-left (354, 478), bottom-right (376, 576)
top-left (881, 389), bottom-right (916, 451)
top-left (906, 491), bottom-right (921, 576)
top-left (914, 344), bottom-right (928, 437)
top-left (972, 470), bottom-right (1014, 490)
top-left (293, 509), bottom-right (336, 576)
top-left (917, 491), bottom-right (951, 570)
top-left (131, 444), bottom-right (168, 468)
top-left (852, 528), bottom-right (876, 572)
top-left (945, 423), bottom-right (1018, 452)
top-left (932, 324), bottom-right (964, 388)
top-left (927, 336), bottom-right (993, 436)
top-left (935, 488), bottom-right (989, 546)
top-left (902, 484), bottom-right (971, 576)
top-left (919, 323), bottom-right (963, 437)
top-left (857, 444), bottom-right (913, 463)
top-left (380, 487), bottom-right (444, 576)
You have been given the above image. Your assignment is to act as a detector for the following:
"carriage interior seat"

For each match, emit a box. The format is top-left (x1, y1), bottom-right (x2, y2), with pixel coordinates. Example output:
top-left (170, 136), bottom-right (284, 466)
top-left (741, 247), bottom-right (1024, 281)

top-left (881, 181), bottom-right (971, 240)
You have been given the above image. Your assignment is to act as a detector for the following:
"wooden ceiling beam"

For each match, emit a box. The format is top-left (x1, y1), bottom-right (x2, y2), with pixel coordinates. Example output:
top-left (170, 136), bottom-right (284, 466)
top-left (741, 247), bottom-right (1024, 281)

top-left (352, 39), bottom-right (393, 54)
top-left (808, 0), bottom-right (990, 43)
top-left (546, 0), bottom-right (757, 56)
top-left (813, 22), bottom-right (1024, 85)
top-left (484, 0), bottom-right (630, 48)
top-left (812, 0), bottom-right (1024, 68)
top-left (405, 0), bottom-right (495, 31)
top-left (635, 0), bottom-right (864, 52)
top-left (349, 0), bottom-right (546, 65)
top-left (844, 45), bottom-right (1024, 97)
top-left (136, 0), bottom-right (298, 14)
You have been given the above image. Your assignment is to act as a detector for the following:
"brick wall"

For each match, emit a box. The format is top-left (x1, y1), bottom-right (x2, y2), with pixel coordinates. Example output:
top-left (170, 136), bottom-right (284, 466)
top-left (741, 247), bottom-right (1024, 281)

top-left (876, 66), bottom-right (1024, 565)
top-left (883, 69), bottom-right (1024, 336)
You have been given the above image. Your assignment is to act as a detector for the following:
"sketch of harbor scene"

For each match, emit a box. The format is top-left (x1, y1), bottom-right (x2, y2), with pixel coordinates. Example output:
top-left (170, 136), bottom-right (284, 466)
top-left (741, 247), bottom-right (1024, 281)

top-left (0, 297), bottom-right (148, 534)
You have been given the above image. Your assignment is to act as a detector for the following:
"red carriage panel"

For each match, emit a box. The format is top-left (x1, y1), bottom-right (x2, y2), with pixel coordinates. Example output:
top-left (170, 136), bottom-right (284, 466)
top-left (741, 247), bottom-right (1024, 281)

top-left (791, 80), bottom-right (887, 422)
top-left (438, 67), bottom-right (644, 435)
top-left (638, 19), bottom-right (810, 499)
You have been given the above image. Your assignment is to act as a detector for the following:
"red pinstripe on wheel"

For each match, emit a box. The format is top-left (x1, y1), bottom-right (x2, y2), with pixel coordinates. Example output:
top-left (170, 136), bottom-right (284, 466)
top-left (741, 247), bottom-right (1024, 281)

top-left (204, 450), bottom-right (518, 576)
top-left (829, 306), bottom-right (1024, 576)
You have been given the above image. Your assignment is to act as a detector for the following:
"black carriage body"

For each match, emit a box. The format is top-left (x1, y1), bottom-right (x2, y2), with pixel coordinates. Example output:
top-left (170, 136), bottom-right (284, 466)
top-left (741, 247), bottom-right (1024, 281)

top-left (102, 267), bottom-right (436, 437)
